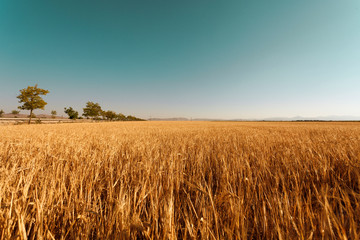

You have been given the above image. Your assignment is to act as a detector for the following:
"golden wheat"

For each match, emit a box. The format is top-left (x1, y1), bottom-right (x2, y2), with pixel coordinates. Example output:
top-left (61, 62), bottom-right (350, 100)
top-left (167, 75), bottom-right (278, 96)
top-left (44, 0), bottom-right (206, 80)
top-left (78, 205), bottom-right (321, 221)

top-left (0, 121), bottom-right (359, 239)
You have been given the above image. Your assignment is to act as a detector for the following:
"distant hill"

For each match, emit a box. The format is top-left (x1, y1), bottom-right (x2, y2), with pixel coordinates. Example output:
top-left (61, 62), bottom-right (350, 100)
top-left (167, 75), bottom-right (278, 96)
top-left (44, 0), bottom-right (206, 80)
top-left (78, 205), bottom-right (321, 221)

top-left (148, 115), bottom-right (360, 121)
top-left (261, 115), bottom-right (360, 121)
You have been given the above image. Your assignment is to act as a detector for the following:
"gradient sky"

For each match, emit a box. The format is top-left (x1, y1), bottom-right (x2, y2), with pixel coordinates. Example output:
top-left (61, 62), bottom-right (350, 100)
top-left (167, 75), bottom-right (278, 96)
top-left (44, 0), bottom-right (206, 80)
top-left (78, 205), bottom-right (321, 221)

top-left (1, 0), bottom-right (359, 119)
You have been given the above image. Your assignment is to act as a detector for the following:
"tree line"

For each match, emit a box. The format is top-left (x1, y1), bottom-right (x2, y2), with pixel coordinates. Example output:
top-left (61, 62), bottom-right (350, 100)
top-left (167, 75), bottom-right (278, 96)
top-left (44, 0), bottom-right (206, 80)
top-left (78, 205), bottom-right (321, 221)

top-left (64, 102), bottom-right (143, 121)
top-left (0, 85), bottom-right (144, 124)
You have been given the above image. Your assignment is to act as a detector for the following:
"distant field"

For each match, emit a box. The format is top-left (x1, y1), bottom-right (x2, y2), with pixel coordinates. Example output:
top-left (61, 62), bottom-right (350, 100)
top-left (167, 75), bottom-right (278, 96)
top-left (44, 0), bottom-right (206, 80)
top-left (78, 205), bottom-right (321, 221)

top-left (0, 121), bottom-right (359, 239)
top-left (0, 118), bottom-right (74, 125)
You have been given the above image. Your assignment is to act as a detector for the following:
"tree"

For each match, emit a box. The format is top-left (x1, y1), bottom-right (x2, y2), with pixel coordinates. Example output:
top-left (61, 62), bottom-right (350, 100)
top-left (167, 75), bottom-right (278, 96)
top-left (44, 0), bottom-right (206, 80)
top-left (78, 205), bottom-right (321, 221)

top-left (126, 115), bottom-right (145, 121)
top-left (11, 110), bottom-right (20, 118)
top-left (64, 107), bottom-right (79, 119)
top-left (83, 102), bottom-right (102, 119)
top-left (51, 110), bottom-right (57, 118)
top-left (17, 85), bottom-right (49, 124)
top-left (0, 109), bottom-right (4, 117)
top-left (103, 110), bottom-right (117, 121)
top-left (116, 113), bottom-right (126, 121)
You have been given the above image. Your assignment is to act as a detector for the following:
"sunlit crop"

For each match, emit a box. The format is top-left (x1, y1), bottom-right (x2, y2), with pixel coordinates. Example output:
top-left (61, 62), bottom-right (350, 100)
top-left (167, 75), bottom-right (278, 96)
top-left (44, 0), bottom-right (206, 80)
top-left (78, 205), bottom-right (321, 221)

top-left (0, 121), bottom-right (359, 239)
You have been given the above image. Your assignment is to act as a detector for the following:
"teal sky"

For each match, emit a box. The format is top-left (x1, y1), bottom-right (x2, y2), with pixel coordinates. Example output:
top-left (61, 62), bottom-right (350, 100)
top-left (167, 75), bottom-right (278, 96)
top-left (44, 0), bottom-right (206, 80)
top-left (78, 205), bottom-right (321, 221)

top-left (1, 0), bottom-right (359, 119)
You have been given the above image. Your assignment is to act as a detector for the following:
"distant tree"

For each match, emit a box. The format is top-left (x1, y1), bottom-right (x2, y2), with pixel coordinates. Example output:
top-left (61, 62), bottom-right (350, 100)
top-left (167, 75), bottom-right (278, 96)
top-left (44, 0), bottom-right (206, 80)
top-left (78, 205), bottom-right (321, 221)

top-left (100, 110), bottom-right (106, 120)
top-left (51, 110), bottom-right (57, 118)
top-left (103, 110), bottom-right (117, 121)
top-left (126, 115), bottom-right (145, 121)
top-left (0, 109), bottom-right (4, 117)
top-left (64, 107), bottom-right (79, 119)
top-left (17, 85), bottom-right (49, 124)
top-left (116, 113), bottom-right (127, 121)
top-left (11, 110), bottom-right (20, 118)
top-left (83, 102), bottom-right (102, 119)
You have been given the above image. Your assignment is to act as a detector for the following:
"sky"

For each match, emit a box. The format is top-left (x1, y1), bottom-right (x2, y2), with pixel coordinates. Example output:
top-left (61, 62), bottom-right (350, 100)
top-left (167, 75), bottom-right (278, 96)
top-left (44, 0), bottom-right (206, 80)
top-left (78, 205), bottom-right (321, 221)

top-left (0, 0), bottom-right (360, 119)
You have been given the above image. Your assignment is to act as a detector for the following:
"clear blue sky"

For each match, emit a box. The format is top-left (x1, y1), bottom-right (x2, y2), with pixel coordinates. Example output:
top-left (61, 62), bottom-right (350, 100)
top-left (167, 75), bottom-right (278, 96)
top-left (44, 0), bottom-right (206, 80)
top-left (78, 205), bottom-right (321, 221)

top-left (1, 0), bottom-right (359, 119)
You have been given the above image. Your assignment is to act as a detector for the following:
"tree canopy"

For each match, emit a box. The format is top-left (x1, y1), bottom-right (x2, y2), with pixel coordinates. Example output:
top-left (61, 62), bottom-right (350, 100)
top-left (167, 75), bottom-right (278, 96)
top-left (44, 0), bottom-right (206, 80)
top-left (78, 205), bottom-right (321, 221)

top-left (51, 110), bottom-right (57, 118)
top-left (103, 110), bottom-right (117, 121)
top-left (83, 102), bottom-right (102, 119)
top-left (64, 107), bottom-right (79, 119)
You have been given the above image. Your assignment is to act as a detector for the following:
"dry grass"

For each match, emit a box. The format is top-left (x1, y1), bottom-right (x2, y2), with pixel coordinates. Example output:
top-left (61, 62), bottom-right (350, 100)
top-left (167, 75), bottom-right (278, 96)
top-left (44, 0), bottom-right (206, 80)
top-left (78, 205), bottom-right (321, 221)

top-left (0, 121), bottom-right (359, 239)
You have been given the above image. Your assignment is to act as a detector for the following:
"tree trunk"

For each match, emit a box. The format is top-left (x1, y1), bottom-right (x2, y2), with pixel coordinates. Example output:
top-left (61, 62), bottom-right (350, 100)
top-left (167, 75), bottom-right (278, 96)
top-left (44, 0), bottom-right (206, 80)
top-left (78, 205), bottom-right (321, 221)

top-left (28, 109), bottom-right (33, 124)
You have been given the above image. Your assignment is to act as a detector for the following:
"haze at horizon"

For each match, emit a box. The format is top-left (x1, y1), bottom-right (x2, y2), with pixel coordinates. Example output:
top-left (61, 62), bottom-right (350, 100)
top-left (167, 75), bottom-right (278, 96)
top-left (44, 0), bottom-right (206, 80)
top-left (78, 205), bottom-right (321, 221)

top-left (1, 0), bottom-right (359, 119)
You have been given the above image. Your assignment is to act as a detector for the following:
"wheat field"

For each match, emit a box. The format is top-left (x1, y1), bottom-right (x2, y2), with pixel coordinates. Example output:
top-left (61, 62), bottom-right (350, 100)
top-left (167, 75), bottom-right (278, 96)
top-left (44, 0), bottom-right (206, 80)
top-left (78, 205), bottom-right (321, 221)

top-left (0, 121), bottom-right (359, 239)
